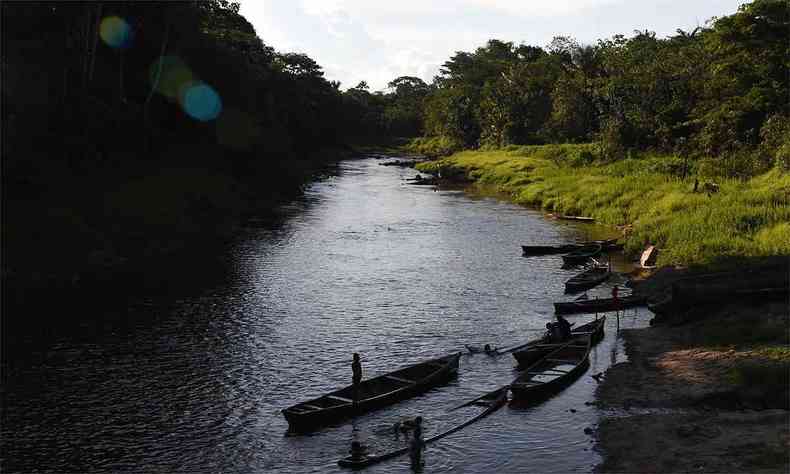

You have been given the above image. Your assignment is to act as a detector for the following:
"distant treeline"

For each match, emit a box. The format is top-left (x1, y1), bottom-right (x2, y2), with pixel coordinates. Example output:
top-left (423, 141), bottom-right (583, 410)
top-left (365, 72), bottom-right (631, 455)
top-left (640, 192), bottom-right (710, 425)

top-left (2, 0), bottom-right (788, 287)
top-left (2, 1), bottom-right (422, 179)
top-left (394, 0), bottom-right (789, 177)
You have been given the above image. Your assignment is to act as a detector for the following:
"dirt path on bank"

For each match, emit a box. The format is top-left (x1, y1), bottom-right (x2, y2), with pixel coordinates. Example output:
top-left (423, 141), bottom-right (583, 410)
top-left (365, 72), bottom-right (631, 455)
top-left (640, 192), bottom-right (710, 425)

top-left (592, 298), bottom-right (789, 473)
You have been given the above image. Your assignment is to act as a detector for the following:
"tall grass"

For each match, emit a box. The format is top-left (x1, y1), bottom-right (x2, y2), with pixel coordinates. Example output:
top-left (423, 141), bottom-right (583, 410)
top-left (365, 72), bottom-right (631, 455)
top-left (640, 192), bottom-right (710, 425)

top-left (417, 146), bottom-right (790, 265)
top-left (405, 136), bottom-right (463, 157)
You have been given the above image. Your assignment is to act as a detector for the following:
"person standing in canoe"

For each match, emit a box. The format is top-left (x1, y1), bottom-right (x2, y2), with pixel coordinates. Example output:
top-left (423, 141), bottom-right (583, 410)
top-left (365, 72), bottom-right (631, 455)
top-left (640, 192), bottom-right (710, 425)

top-left (556, 315), bottom-right (572, 341)
top-left (611, 285), bottom-right (619, 302)
top-left (352, 353), bottom-right (362, 408)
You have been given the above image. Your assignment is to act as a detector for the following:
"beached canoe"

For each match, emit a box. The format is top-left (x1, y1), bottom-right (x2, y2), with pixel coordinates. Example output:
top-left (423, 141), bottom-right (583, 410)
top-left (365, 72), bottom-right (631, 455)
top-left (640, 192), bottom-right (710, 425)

top-left (511, 317), bottom-right (602, 367)
top-left (337, 386), bottom-right (508, 469)
top-left (510, 317), bottom-right (605, 401)
top-left (561, 244), bottom-right (602, 265)
top-left (546, 213), bottom-right (596, 222)
top-left (283, 353), bottom-right (461, 432)
top-left (564, 266), bottom-right (611, 293)
top-left (554, 294), bottom-right (646, 315)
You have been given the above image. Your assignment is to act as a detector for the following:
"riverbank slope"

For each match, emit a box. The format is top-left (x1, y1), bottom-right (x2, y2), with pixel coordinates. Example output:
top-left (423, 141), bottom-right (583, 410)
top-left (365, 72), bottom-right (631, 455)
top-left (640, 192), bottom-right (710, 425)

top-left (593, 291), bottom-right (789, 473)
top-left (415, 145), bottom-right (790, 266)
top-left (416, 145), bottom-right (789, 472)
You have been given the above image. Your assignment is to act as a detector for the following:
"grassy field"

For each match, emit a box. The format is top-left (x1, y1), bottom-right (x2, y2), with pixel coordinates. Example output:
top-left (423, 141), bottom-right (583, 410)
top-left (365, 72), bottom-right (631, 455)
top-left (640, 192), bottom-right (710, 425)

top-left (416, 144), bottom-right (790, 265)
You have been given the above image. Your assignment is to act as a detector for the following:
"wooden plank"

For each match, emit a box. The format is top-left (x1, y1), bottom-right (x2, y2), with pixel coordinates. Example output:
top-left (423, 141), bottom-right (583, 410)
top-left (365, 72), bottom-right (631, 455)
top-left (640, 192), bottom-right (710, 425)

top-left (528, 368), bottom-right (570, 374)
top-left (384, 375), bottom-right (414, 384)
top-left (301, 404), bottom-right (323, 410)
top-left (327, 395), bottom-right (353, 403)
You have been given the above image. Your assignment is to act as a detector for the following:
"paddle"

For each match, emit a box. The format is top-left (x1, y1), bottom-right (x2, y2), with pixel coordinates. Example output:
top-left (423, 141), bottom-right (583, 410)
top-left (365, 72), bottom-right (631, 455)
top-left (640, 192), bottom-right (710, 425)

top-left (448, 386), bottom-right (509, 412)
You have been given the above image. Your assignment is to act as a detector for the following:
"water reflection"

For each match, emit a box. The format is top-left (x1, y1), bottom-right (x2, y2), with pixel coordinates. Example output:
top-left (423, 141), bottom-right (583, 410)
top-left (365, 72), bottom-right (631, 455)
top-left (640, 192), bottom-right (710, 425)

top-left (2, 157), bottom-right (651, 473)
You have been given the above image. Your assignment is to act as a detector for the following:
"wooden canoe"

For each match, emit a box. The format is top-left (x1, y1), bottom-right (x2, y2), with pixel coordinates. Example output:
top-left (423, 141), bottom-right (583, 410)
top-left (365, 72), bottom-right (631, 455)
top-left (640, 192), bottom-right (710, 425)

top-left (511, 317), bottom-right (601, 367)
top-left (521, 239), bottom-right (620, 257)
top-left (561, 244), bottom-right (602, 265)
top-left (337, 386), bottom-right (508, 469)
top-left (521, 244), bottom-right (581, 256)
top-left (564, 266), bottom-right (611, 293)
top-left (554, 294), bottom-right (646, 315)
top-left (510, 317), bottom-right (605, 401)
top-left (547, 213), bottom-right (596, 222)
top-left (283, 353), bottom-right (461, 432)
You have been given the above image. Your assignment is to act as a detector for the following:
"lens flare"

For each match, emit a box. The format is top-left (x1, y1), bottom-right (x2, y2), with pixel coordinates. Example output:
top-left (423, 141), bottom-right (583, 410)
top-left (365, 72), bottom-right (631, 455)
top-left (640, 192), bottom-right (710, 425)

top-left (149, 56), bottom-right (194, 99)
top-left (99, 16), bottom-right (132, 49)
top-left (183, 83), bottom-right (222, 122)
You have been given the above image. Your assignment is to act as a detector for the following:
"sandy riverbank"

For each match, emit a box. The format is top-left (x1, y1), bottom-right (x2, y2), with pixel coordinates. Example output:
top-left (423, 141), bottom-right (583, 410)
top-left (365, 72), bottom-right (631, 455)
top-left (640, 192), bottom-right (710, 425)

top-left (592, 270), bottom-right (789, 473)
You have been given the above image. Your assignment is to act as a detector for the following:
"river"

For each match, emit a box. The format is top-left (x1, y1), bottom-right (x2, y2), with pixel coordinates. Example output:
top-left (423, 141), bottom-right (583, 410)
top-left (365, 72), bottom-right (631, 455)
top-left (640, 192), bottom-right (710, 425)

top-left (2, 155), bottom-right (651, 473)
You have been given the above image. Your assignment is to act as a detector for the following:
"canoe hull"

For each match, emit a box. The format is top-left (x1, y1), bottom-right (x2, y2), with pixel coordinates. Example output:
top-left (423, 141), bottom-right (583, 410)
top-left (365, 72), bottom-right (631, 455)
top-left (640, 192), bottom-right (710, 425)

top-left (510, 317), bottom-right (605, 402)
top-left (561, 244), bottom-right (603, 265)
top-left (522, 239), bottom-right (620, 257)
top-left (511, 318), bottom-right (603, 366)
top-left (554, 295), bottom-right (645, 315)
top-left (511, 342), bottom-right (553, 367)
top-left (564, 267), bottom-right (611, 293)
top-left (337, 386), bottom-right (508, 469)
top-left (283, 353), bottom-right (461, 432)
top-left (521, 244), bottom-right (580, 256)
top-left (510, 357), bottom-right (590, 401)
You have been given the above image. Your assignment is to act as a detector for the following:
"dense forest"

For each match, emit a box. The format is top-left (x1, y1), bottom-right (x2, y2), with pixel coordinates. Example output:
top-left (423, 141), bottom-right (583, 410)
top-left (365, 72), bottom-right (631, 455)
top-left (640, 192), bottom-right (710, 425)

top-left (403, 0), bottom-right (789, 176)
top-left (2, 0), bottom-right (788, 290)
top-left (1, 1), bottom-right (423, 291)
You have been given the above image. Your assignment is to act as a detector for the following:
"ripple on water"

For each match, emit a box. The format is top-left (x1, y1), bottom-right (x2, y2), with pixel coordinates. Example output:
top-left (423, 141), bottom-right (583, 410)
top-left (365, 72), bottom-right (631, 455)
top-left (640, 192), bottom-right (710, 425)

top-left (2, 157), bottom-right (648, 473)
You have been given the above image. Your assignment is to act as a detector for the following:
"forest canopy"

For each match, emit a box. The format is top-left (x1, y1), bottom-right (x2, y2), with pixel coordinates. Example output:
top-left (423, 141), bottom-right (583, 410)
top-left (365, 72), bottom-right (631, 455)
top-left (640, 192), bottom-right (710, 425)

top-left (406, 0), bottom-right (789, 176)
top-left (1, 0), bottom-right (787, 288)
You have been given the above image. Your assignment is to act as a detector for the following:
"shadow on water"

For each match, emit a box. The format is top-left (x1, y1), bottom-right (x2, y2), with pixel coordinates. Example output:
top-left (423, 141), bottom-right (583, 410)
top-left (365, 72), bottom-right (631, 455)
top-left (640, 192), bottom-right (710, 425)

top-left (2, 156), bottom-right (650, 473)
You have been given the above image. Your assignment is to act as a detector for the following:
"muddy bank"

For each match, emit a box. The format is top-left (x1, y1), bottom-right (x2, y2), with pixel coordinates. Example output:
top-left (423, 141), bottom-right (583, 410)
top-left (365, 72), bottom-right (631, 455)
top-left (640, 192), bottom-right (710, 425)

top-left (597, 410), bottom-right (788, 473)
top-left (593, 295), bottom-right (789, 473)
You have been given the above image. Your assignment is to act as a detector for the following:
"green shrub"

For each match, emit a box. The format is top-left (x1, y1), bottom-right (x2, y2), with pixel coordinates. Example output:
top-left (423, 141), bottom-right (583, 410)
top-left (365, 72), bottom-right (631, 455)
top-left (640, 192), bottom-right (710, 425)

top-left (406, 136), bottom-right (463, 157)
top-left (759, 114), bottom-right (790, 170)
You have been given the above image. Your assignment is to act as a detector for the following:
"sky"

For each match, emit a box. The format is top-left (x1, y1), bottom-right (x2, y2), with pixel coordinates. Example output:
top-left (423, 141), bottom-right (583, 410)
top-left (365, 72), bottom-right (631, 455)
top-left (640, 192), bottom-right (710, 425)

top-left (240, 0), bottom-right (747, 91)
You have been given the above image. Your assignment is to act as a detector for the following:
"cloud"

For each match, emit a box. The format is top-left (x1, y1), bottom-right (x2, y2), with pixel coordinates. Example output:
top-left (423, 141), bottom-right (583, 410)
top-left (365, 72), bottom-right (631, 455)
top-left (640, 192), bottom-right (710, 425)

top-left (242, 0), bottom-right (745, 91)
top-left (462, 0), bottom-right (621, 17)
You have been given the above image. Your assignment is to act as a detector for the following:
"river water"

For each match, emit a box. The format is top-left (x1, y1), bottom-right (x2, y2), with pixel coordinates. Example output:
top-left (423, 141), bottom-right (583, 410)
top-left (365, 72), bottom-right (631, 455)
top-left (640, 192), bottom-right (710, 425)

top-left (2, 155), bottom-right (651, 473)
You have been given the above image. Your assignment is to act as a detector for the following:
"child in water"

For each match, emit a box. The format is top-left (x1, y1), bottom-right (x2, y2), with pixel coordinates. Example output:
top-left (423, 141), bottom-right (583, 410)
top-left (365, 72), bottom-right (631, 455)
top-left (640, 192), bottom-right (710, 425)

top-left (409, 416), bottom-right (424, 469)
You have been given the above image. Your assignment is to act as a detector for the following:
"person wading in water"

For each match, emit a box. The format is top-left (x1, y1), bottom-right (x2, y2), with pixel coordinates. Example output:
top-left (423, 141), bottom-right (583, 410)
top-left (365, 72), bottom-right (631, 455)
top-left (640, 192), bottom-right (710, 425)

top-left (352, 353), bottom-right (362, 409)
top-left (409, 416), bottom-right (424, 469)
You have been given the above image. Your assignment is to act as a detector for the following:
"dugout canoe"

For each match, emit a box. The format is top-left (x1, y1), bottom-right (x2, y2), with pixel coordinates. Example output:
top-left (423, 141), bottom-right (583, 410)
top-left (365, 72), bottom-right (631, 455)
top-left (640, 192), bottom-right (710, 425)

top-left (510, 317), bottom-right (605, 401)
top-left (547, 213), bottom-right (596, 222)
top-left (337, 386), bottom-right (508, 469)
top-left (283, 353), bottom-right (461, 432)
top-left (521, 238), bottom-right (620, 257)
top-left (521, 244), bottom-right (581, 256)
top-left (554, 294), bottom-right (646, 315)
top-left (511, 317), bottom-right (602, 367)
top-left (564, 266), bottom-right (611, 293)
top-left (561, 244), bottom-right (602, 265)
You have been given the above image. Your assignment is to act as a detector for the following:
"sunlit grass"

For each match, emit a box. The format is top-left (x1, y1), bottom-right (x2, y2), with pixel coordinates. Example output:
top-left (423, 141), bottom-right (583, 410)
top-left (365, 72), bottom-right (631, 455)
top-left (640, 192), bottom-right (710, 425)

top-left (417, 145), bottom-right (790, 265)
top-left (405, 136), bottom-right (463, 157)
